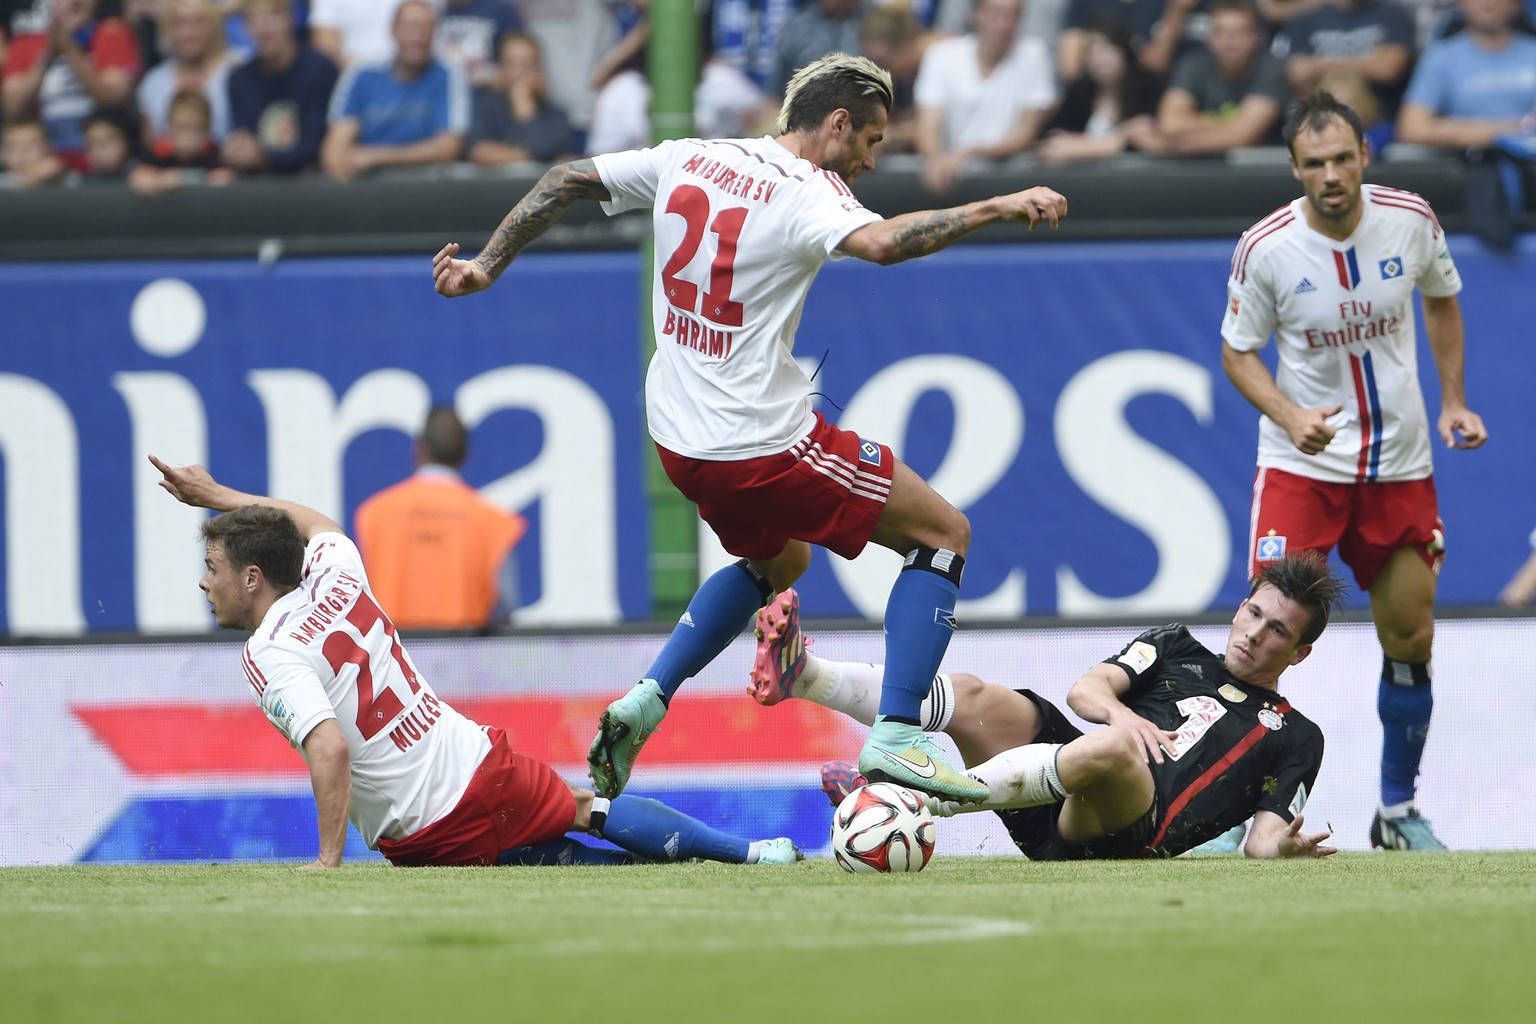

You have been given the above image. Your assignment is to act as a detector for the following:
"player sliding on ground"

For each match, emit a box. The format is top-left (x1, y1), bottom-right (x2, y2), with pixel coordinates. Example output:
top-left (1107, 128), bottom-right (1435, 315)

top-left (150, 454), bottom-right (802, 869)
top-left (751, 553), bottom-right (1345, 859)
top-left (432, 53), bottom-right (1068, 807)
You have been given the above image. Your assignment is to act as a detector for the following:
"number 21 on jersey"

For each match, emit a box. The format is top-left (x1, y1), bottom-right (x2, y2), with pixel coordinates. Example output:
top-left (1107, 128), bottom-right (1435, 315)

top-left (660, 184), bottom-right (749, 327)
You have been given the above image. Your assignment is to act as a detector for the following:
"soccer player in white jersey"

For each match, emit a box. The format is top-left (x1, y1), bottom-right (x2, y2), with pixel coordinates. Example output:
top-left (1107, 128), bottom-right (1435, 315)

top-left (432, 53), bottom-right (1069, 805)
top-left (1220, 91), bottom-right (1488, 851)
top-left (148, 454), bottom-right (802, 869)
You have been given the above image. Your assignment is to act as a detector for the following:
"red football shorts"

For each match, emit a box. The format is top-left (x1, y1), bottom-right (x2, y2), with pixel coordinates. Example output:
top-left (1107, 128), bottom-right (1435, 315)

top-left (657, 412), bottom-right (895, 561)
top-left (1248, 467), bottom-right (1444, 591)
top-left (376, 728), bottom-right (576, 867)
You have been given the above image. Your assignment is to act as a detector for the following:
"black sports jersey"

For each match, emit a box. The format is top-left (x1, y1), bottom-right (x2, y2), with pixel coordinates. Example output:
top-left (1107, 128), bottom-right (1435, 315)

top-left (1104, 624), bottom-right (1324, 856)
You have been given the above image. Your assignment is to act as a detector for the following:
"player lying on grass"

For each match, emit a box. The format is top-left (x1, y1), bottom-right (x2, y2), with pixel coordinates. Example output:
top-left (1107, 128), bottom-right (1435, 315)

top-left (751, 552), bottom-right (1345, 859)
top-left (150, 454), bottom-right (802, 869)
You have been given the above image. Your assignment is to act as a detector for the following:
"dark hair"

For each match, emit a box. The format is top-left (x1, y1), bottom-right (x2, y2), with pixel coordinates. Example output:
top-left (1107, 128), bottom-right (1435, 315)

top-left (202, 505), bottom-right (305, 591)
top-left (420, 405), bottom-right (468, 467)
top-left (1283, 90), bottom-right (1365, 152)
top-left (777, 53), bottom-right (894, 134)
top-left (82, 104), bottom-right (141, 145)
top-left (1249, 552), bottom-right (1347, 646)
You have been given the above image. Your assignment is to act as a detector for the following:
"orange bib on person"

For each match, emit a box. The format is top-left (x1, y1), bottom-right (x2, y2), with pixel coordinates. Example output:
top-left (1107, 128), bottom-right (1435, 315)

top-left (355, 475), bottom-right (526, 630)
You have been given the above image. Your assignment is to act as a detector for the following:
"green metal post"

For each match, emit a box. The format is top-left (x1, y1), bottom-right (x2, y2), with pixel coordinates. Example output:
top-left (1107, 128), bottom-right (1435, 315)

top-left (643, 2), bottom-right (698, 620)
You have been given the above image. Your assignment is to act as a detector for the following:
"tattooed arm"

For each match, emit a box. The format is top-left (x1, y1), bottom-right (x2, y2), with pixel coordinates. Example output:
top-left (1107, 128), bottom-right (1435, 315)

top-left (838, 186), bottom-right (1070, 266)
top-left (433, 160), bottom-right (612, 296)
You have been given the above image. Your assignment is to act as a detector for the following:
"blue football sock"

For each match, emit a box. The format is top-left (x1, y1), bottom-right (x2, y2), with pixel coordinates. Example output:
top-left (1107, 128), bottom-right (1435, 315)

top-left (497, 837), bottom-right (637, 866)
top-left (877, 548), bottom-right (964, 722)
top-left (1378, 657), bottom-right (1433, 807)
top-left (594, 795), bottom-right (750, 863)
top-left (646, 560), bottom-right (772, 701)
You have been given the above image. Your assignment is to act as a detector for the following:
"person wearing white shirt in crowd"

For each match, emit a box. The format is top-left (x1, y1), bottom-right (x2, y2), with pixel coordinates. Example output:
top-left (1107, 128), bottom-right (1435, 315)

top-left (310, 0), bottom-right (445, 68)
top-left (136, 0), bottom-right (242, 141)
top-left (913, 0), bottom-right (1055, 194)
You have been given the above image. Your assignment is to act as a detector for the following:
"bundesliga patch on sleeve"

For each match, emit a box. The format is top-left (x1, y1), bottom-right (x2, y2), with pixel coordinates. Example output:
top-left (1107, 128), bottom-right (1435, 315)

top-left (1116, 640), bottom-right (1157, 675)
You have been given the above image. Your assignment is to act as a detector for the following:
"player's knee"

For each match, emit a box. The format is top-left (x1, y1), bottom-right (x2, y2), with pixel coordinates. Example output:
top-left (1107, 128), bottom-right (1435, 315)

top-left (940, 507), bottom-right (970, 556)
top-left (1381, 624), bottom-right (1434, 663)
top-left (949, 672), bottom-right (987, 706)
top-left (1091, 727), bottom-right (1145, 775)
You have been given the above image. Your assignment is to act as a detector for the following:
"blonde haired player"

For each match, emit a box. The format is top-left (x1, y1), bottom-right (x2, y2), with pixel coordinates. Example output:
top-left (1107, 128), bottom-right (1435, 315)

top-left (433, 53), bottom-right (1069, 806)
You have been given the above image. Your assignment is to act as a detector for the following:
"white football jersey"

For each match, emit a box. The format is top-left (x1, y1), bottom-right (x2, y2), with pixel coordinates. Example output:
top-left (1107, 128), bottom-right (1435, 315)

top-left (594, 136), bottom-right (884, 460)
top-left (1222, 184), bottom-right (1462, 483)
top-left (242, 533), bottom-right (491, 847)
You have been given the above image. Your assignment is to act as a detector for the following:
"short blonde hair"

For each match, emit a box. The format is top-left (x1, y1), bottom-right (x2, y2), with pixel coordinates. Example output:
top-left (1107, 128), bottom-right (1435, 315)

top-left (777, 52), bottom-right (893, 135)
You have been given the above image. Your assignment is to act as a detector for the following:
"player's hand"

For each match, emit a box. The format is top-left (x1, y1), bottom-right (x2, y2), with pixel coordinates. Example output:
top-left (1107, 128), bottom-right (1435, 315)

top-left (433, 241), bottom-right (495, 297)
top-left (1438, 405), bottom-right (1487, 450)
top-left (1112, 710), bottom-right (1181, 765)
top-left (1284, 403), bottom-right (1342, 456)
top-left (148, 454), bottom-right (225, 510)
top-left (1275, 814), bottom-right (1336, 858)
top-left (997, 186), bottom-right (1068, 230)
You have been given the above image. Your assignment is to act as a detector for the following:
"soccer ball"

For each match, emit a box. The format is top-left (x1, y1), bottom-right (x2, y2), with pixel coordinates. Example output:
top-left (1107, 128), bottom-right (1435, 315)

top-left (830, 782), bottom-right (937, 873)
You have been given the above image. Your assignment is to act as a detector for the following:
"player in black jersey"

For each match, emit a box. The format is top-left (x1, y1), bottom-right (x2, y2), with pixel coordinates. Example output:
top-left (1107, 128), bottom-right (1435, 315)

top-left (751, 553), bottom-right (1346, 859)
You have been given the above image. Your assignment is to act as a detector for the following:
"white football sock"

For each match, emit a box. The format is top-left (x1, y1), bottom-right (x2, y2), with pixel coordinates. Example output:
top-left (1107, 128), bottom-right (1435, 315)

top-left (796, 657), bottom-right (954, 732)
top-left (928, 744), bottom-right (1067, 817)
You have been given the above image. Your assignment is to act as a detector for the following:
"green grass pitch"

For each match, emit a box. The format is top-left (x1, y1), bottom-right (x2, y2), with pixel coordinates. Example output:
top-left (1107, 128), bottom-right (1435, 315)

top-left (3, 853), bottom-right (1533, 1024)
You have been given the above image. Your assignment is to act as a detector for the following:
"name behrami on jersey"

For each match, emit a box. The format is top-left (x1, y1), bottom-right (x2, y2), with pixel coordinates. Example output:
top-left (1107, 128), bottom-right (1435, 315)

top-left (594, 136), bottom-right (883, 461)
top-left (1221, 185), bottom-right (1462, 483)
top-left (241, 533), bottom-right (491, 847)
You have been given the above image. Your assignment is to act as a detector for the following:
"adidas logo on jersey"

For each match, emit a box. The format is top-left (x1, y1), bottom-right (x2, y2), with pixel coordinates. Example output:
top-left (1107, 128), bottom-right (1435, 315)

top-left (1294, 278), bottom-right (1316, 294)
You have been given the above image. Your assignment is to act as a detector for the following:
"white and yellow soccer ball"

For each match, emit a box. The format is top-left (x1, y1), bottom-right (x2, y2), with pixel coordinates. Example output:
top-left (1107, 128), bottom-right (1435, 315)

top-left (830, 782), bottom-right (937, 873)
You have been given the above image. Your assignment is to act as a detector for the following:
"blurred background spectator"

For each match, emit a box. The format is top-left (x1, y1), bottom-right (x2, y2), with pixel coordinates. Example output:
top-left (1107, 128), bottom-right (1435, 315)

top-left (311, 0), bottom-right (442, 67)
top-left (1, 0), bottom-right (140, 169)
top-left (465, 28), bottom-right (571, 165)
top-left (1396, 0), bottom-right (1536, 151)
top-left (0, 112), bottom-right (66, 184)
top-left (320, 0), bottom-right (467, 182)
top-left (354, 405), bottom-right (529, 631)
top-left (1126, 0), bottom-right (1286, 156)
top-left (438, 0), bottom-right (522, 89)
top-left (516, 0), bottom-right (622, 151)
top-left (223, 0), bottom-right (337, 174)
top-left (1056, 0), bottom-right (1168, 81)
top-left (1500, 526), bottom-right (1536, 606)
top-left (1278, 0), bottom-right (1415, 125)
top-left (857, 2), bottom-right (932, 152)
top-left (586, 7), bottom-right (765, 156)
top-left (130, 84), bottom-right (232, 191)
top-left (914, 0), bottom-right (1055, 193)
top-left (1036, 18), bottom-right (1163, 164)
top-left (79, 98), bottom-right (136, 177)
top-left (770, 0), bottom-right (866, 96)
top-left (135, 0), bottom-right (241, 143)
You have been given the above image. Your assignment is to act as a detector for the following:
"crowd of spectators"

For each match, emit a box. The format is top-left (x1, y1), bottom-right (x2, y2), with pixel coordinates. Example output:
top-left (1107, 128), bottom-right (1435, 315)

top-left (2, 0), bottom-right (1534, 194)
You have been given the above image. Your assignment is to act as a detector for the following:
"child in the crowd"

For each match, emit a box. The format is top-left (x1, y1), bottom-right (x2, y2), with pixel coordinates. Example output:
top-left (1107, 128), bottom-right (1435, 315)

top-left (1, 116), bottom-right (66, 188)
top-left (131, 89), bottom-right (236, 195)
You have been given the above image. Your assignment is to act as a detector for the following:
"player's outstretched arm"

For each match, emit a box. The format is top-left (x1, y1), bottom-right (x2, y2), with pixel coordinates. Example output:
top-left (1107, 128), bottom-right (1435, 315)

top-left (433, 159), bottom-right (613, 297)
top-left (299, 720), bottom-right (352, 870)
top-left (837, 186), bottom-right (1068, 265)
top-left (149, 454), bottom-right (344, 541)
top-left (1245, 810), bottom-right (1336, 859)
top-left (1065, 662), bottom-right (1180, 765)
